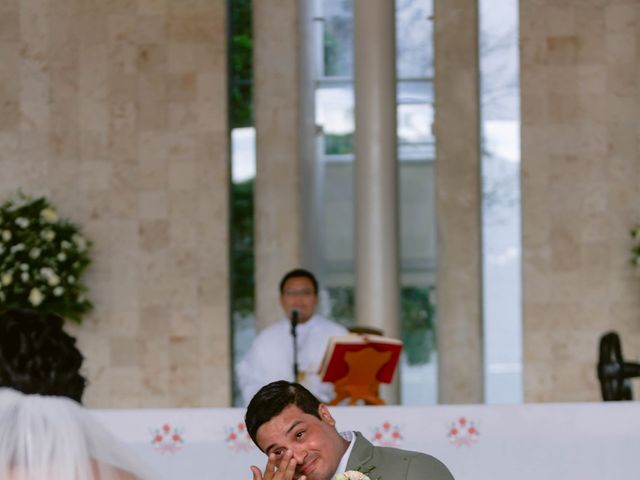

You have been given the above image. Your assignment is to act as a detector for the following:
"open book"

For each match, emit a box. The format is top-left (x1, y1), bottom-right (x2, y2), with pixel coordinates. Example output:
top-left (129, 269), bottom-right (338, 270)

top-left (318, 334), bottom-right (403, 384)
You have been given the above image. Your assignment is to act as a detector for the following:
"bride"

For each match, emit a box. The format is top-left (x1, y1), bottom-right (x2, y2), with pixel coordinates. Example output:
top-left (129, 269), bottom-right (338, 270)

top-left (0, 310), bottom-right (159, 480)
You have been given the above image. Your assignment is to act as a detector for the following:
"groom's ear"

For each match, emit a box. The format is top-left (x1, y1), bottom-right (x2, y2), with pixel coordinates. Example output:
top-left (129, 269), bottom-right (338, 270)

top-left (318, 404), bottom-right (336, 427)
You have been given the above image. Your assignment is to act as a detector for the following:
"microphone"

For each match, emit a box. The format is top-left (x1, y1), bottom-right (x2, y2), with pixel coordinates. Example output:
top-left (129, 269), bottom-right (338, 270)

top-left (290, 309), bottom-right (300, 381)
top-left (290, 309), bottom-right (299, 333)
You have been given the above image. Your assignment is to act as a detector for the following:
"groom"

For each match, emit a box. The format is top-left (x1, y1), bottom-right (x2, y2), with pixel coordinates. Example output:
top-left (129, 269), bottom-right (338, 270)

top-left (245, 381), bottom-right (454, 480)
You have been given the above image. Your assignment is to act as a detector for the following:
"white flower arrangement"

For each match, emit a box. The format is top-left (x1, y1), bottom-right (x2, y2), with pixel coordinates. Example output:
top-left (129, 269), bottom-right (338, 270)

top-left (0, 193), bottom-right (93, 323)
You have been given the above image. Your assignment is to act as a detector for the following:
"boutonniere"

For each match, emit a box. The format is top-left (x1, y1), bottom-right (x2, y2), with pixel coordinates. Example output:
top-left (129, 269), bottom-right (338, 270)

top-left (334, 465), bottom-right (379, 480)
top-left (333, 471), bottom-right (371, 480)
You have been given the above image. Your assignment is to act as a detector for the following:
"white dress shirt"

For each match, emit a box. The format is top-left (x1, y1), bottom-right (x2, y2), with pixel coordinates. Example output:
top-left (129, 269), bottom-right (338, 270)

top-left (236, 314), bottom-right (348, 405)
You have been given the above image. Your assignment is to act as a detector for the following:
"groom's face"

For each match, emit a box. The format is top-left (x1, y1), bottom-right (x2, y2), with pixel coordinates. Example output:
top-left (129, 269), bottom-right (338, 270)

top-left (255, 404), bottom-right (348, 480)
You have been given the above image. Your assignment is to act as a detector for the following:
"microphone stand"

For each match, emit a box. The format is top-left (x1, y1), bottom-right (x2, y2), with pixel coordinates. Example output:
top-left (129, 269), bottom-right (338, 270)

top-left (291, 310), bottom-right (299, 381)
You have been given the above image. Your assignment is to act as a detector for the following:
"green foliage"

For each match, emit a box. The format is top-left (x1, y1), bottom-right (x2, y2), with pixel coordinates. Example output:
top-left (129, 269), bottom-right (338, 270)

top-left (327, 285), bottom-right (436, 365)
top-left (325, 133), bottom-right (354, 155)
top-left (0, 193), bottom-right (93, 323)
top-left (229, 0), bottom-right (253, 128)
top-left (231, 179), bottom-right (255, 315)
top-left (400, 286), bottom-right (435, 365)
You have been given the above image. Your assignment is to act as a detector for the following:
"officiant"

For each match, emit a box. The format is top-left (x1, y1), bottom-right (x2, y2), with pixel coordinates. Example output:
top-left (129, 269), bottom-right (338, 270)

top-left (236, 269), bottom-right (348, 406)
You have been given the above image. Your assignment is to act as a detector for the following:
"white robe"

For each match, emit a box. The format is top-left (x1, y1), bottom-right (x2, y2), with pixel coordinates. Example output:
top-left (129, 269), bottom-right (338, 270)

top-left (236, 314), bottom-right (348, 405)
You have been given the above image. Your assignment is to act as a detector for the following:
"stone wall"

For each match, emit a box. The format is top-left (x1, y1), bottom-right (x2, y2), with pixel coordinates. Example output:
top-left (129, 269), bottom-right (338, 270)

top-left (0, 0), bottom-right (230, 407)
top-left (521, 0), bottom-right (640, 401)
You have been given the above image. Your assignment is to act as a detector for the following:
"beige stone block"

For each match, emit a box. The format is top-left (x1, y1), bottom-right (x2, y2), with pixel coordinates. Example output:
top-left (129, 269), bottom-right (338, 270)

top-left (578, 65), bottom-right (606, 94)
top-left (607, 95), bottom-right (639, 124)
top-left (134, 44), bottom-right (167, 75)
top-left (80, 161), bottom-right (112, 190)
top-left (109, 187), bottom-right (138, 218)
top-left (168, 101), bottom-right (198, 131)
top-left (196, 42), bottom-right (225, 73)
top-left (606, 64), bottom-right (636, 96)
top-left (170, 310), bottom-right (198, 337)
top-left (168, 13), bottom-right (218, 43)
top-left (138, 136), bottom-right (169, 188)
top-left (138, 190), bottom-right (168, 220)
top-left (576, 93), bottom-right (608, 122)
top-left (108, 302), bottom-right (139, 330)
top-left (167, 41), bottom-right (198, 74)
top-left (167, 73), bottom-right (196, 101)
top-left (547, 91), bottom-right (578, 123)
top-left (0, 133), bottom-right (18, 161)
top-left (605, 4), bottom-right (637, 32)
top-left (545, 5), bottom-right (575, 36)
top-left (169, 366), bottom-right (200, 407)
top-left (546, 35), bottom-right (579, 65)
top-left (606, 32), bottom-right (636, 64)
top-left (109, 366), bottom-right (143, 407)
top-left (137, 0), bottom-right (167, 15)
top-left (110, 336), bottom-right (142, 367)
top-left (169, 335), bottom-right (199, 367)
top-left (168, 158), bottom-right (197, 190)
top-left (139, 219), bottom-right (170, 251)
top-left (76, 14), bottom-right (107, 44)
top-left (140, 304), bottom-right (171, 338)
top-left (135, 14), bottom-right (167, 43)
top-left (0, 13), bottom-right (18, 41)
top-left (136, 74), bottom-right (168, 130)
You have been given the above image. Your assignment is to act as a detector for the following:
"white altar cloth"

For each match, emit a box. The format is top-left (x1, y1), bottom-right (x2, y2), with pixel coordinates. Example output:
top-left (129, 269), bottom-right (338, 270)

top-left (92, 402), bottom-right (640, 480)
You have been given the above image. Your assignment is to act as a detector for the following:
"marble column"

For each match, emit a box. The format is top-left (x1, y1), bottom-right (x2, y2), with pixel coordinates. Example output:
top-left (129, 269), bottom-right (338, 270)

top-left (433, 0), bottom-right (484, 403)
top-left (253, 0), bottom-right (304, 329)
top-left (353, 0), bottom-right (401, 403)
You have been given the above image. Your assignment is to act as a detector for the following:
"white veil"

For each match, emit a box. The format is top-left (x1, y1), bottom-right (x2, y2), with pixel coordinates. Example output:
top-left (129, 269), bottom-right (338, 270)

top-left (0, 388), bottom-right (161, 480)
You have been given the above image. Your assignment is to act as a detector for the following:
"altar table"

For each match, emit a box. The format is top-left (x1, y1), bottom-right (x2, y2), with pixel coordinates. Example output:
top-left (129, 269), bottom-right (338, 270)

top-left (92, 402), bottom-right (639, 480)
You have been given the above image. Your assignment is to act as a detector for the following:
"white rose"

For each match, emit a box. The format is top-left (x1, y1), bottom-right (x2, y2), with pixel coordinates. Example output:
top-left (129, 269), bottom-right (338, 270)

top-left (57, 252), bottom-right (67, 262)
top-left (10, 243), bottom-right (25, 253)
top-left (21, 272), bottom-right (29, 282)
top-left (29, 248), bottom-right (41, 259)
top-left (53, 286), bottom-right (64, 296)
top-left (47, 273), bottom-right (60, 286)
top-left (19, 263), bottom-right (28, 271)
top-left (1, 273), bottom-right (12, 286)
top-left (40, 208), bottom-right (59, 222)
top-left (15, 217), bottom-right (29, 228)
top-left (40, 267), bottom-right (54, 278)
top-left (1, 230), bottom-right (10, 242)
top-left (61, 240), bottom-right (71, 249)
top-left (72, 234), bottom-right (87, 250)
top-left (41, 230), bottom-right (55, 242)
top-left (28, 288), bottom-right (44, 306)
top-left (67, 275), bottom-right (75, 284)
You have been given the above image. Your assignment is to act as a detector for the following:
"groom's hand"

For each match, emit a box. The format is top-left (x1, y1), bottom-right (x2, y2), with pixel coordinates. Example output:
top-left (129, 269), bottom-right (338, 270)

top-left (250, 449), bottom-right (306, 480)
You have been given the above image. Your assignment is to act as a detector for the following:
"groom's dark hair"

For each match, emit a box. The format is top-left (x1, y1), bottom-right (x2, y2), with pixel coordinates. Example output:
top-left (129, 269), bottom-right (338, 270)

top-left (245, 380), bottom-right (321, 448)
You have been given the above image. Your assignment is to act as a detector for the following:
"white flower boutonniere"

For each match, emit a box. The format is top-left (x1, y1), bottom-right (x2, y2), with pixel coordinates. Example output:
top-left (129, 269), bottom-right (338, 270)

top-left (334, 471), bottom-right (371, 480)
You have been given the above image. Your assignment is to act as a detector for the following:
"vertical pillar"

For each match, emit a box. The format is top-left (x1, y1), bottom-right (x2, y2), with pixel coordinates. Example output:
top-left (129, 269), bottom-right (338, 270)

top-left (253, 0), bottom-right (303, 329)
top-left (434, 0), bottom-right (483, 403)
top-left (353, 0), bottom-right (401, 403)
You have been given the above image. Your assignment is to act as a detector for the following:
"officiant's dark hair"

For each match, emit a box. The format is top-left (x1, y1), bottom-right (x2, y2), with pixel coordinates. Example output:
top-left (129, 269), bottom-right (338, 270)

top-left (0, 309), bottom-right (86, 403)
top-left (279, 268), bottom-right (318, 294)
top-left (245, 380), bottom-right (321, 447)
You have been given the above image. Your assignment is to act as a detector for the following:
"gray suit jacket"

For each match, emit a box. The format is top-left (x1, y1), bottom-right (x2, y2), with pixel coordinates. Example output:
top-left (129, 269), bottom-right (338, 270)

top-left (345, 432), bottom-right (454, 480)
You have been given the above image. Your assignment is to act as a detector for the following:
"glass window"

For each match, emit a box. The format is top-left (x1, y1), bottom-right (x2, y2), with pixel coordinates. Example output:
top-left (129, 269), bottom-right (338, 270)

top-left (479, 0), bottom-right (523, 404)
top-left (313, 0), bottom-right (438, 405)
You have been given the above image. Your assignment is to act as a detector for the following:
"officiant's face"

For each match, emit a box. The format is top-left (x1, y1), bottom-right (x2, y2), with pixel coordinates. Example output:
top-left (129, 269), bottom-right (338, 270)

top-left (280, 276), bottom-right (318, 324)
top-left (255, 404), bottom-right (348, 480)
